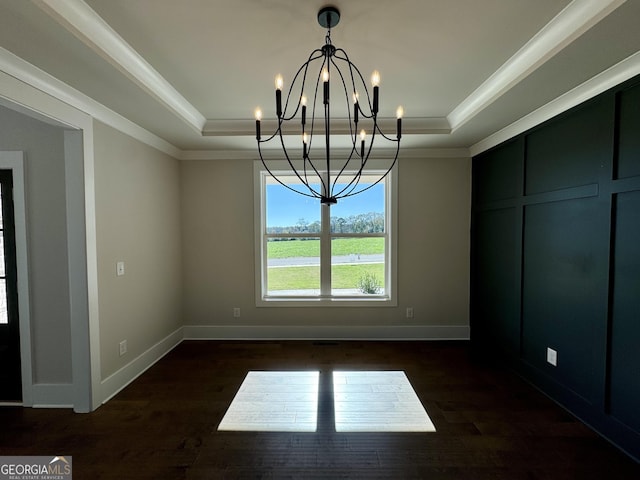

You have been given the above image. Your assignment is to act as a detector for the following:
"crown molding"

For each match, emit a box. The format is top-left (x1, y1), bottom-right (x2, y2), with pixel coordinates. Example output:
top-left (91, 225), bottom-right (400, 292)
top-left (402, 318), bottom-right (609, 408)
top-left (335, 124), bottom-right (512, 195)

top-left (202, 117), bottom-right (451, 137)
top-left (33, 0), bottom-right (206, 134)
top-left (470, 50), bottom-right (640, 157)
top-left (0, 46), bottom-right (181, 158)
top-left (448, 0), bottom-right (626, 131)
top-left (179, 147), bottom-right (469, 161)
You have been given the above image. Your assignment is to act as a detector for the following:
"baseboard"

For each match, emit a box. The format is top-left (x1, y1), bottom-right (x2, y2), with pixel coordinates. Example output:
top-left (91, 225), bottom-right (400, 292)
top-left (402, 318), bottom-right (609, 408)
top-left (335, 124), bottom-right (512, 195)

top-left (100, 327), bottom-right (184, 404)
top-left (96, 324), bottom-right (468, 406)
top-left (183, 324), bottom-right (470, 341)
top-left (31, 383), bottom-right (74, 408)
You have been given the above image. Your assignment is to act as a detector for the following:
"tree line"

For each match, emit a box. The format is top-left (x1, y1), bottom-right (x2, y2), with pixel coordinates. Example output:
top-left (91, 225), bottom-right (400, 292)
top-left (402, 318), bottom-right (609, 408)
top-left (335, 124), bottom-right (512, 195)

top-left (268, 212), bottom-right (384, 235)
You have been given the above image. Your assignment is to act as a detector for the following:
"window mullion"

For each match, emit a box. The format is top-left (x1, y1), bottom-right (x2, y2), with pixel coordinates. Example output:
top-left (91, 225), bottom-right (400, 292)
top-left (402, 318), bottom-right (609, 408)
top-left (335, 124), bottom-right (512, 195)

top-left (320, 203), bottom-right (331, 296)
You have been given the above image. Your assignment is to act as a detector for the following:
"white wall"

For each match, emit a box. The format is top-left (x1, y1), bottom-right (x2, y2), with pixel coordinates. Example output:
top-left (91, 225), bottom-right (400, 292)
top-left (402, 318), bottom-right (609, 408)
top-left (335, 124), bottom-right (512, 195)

top-left (93, 120), bottom-right (182, 381)
top-left (180, 155), bottom-right (471, 338)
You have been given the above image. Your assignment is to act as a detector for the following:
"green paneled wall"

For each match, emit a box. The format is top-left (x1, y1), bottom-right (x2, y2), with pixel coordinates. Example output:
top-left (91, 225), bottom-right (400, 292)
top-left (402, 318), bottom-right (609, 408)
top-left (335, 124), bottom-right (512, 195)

top-left (618, 84), bottom-right (640, 179)
top-left (471, 77), bottom-right (640, 462)
top-left (473, 207), bottom-right (520, 356)
top-left (522, 197), bottom-right (609, 403)
top-left (525, 97), bottom-right (613, 195)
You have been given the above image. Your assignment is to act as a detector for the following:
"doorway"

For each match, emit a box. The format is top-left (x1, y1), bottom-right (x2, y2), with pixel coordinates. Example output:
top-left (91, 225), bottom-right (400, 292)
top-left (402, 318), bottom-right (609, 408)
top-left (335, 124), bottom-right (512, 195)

top-left (0, 169), bottom-right (21, 401)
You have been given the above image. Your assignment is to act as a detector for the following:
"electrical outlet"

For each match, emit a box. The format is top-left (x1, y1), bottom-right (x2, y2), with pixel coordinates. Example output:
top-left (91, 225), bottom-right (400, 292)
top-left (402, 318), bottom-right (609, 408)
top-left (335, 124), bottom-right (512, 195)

top-left (406, 307), bottom-right (414, 319)
top-left (546, 347), bottom-right (557, 366)
top-left (233, 307), bottom-right (241, 318)
top-left (119, 340), bottom-right (127, 356)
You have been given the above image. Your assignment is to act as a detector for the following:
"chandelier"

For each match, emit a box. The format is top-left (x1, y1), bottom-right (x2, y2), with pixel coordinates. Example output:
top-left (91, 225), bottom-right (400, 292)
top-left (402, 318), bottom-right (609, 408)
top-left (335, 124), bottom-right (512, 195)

top-left (254, 6), bottom-right (402, 205)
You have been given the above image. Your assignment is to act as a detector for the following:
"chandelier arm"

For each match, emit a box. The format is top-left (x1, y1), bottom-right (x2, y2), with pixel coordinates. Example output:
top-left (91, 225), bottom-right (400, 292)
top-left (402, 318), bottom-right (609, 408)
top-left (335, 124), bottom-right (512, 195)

top-left (326, 54), bottom-right (368, 199)
top-left (332, 170), bottom-right (363, 199)
top-left (306, 59), bottom-right (331, 196)
top-left (276, 130), bottom-right (325, 199)
top-left (373, 123), bottom-right (402, 142)
top-left (328, 52), bottom-right (383, 200)
top-left (330, 146), bottom-right (369, 199)
top-left (331, 55), bottom-right (358, 145)
top-left (335, 130), bottom-right (378, 198)
top-left (304, 58), bottom-right (319, 154)
top-left (331, 150), bottom-right (367, 200)
top-left (257, 145), bottom-right (320, 200)
top-left (323, 86), bottom-right (332, 200)
top-left (257, 128), bottom-right (281, 143)
top-left (281, 48), bottom-right (325, 122)
top-left (333, 48), bottom-right (375, 119)
top-left (303, 154), bottom-right (324, 197)
top-left (339, 144), bottom-right (400, 200)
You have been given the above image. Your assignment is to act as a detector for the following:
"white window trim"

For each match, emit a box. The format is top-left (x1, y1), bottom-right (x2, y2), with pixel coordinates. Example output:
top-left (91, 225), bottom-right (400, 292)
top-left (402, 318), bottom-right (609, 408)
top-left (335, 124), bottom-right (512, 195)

top-left (254, 159), bottom-right (398, 307)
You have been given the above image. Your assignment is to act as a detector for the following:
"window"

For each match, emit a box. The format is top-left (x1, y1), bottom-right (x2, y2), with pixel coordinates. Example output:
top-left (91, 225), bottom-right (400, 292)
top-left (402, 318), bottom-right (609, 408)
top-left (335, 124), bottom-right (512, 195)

top-left (254, 161), bottom-right (397, 306)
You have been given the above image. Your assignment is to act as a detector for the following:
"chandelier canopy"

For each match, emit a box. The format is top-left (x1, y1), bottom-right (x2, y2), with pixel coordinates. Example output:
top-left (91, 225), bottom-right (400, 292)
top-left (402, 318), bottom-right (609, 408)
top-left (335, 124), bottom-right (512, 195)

top-left (255, 6), bottom-right (402, 205)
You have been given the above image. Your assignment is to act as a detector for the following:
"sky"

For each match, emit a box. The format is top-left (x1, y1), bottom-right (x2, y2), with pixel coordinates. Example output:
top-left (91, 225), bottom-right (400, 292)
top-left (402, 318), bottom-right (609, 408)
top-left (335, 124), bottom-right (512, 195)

top-left (266, 182), bottom-right (384, 228)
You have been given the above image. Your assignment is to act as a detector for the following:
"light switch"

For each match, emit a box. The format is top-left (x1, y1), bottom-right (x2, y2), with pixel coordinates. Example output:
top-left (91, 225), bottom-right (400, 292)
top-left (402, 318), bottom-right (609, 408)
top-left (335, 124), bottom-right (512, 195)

top-left (116, 261), bottom-right (125, 276)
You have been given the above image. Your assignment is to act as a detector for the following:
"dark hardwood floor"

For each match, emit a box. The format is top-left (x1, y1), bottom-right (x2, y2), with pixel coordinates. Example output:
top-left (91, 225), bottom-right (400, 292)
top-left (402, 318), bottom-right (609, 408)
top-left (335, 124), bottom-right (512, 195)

top-left (1, 340), bottom-right (639, 479)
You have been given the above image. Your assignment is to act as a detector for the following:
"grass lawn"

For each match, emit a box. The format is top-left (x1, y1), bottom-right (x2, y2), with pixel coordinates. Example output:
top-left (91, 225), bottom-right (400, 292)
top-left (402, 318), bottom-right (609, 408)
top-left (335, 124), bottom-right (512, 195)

top-left (268, 237), bottom-right (384, 258)
top-left (268, 263), bottom-right (384, 291)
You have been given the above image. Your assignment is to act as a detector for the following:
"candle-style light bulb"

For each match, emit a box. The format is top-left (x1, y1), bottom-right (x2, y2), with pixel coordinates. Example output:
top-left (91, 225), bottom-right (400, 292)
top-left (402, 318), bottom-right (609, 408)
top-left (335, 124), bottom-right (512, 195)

top-left (303, 132), bottom-right (308, 158)
top-left (275, 74), bottom-right (283, 118)
top-left (322, 68), bottom-right (329, 105)
top-left (371, 71), bottom-right (380, 114)
top-left (360, 129), bottom-right (366, 158)
top-left (255, 108), bottom-right (262, 140)
top-left (396, 105), bottom-right (403, 139)
top-left (371, 71), bottom-right (380, 87)
top-left (353, 91), bottom-right (359, 124)
top-left (301, 95), bottom-right (307, 125)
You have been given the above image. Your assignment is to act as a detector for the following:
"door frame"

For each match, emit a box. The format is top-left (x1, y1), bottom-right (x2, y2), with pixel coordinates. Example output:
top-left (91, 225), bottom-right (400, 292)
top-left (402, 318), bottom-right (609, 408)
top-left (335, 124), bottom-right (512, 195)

top-left (0, 58), bottom-right (102, 412)
top-left (0, 152), bottom-right (33, 406)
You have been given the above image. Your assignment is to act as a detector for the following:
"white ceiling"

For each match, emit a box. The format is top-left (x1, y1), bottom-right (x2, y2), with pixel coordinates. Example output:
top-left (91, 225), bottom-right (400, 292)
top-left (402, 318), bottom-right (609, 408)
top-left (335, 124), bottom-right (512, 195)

top-left (1, 0), bottom-right (639, 157)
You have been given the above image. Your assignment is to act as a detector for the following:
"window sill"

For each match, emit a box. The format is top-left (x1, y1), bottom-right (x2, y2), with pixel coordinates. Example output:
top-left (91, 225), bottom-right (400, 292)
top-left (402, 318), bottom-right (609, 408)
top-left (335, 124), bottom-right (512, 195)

top-left (257, 295), bottom-right (396, 307)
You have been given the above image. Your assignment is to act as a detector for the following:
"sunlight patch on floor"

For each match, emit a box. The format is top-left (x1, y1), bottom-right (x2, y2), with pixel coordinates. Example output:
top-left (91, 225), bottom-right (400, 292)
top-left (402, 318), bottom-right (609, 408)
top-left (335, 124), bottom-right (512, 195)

top-left (333, 371), bottom-right (436, 432)
top-left (217, 371), bottom-right (319, 432)
top-left (217, 370), bottom-right (436, 433)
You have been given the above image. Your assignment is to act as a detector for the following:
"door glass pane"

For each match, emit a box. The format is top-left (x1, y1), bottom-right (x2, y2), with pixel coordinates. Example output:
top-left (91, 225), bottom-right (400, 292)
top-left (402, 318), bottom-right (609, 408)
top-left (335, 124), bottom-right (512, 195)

top-left (267, 238), bottom-right (320, 295)
top-left (331, 237), bottom-right (385, 296)
top-left (0, 279), bottom-right (7, 324)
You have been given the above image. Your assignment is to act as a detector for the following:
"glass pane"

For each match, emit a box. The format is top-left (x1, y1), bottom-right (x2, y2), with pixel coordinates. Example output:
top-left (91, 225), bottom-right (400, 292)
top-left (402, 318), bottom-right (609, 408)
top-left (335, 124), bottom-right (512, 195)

top-left (330, 181), bottom-right (385, 233)
top-left (331, 237), bottom-right (385, 296)
top-left (267, 237), bottom-right (320, 295)
top-left (0, 183), bottom-right (3, 229)
top-left (0, 279), bottom-right (7, 324)
top-left (266, 179), bottom-right (320, 234)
